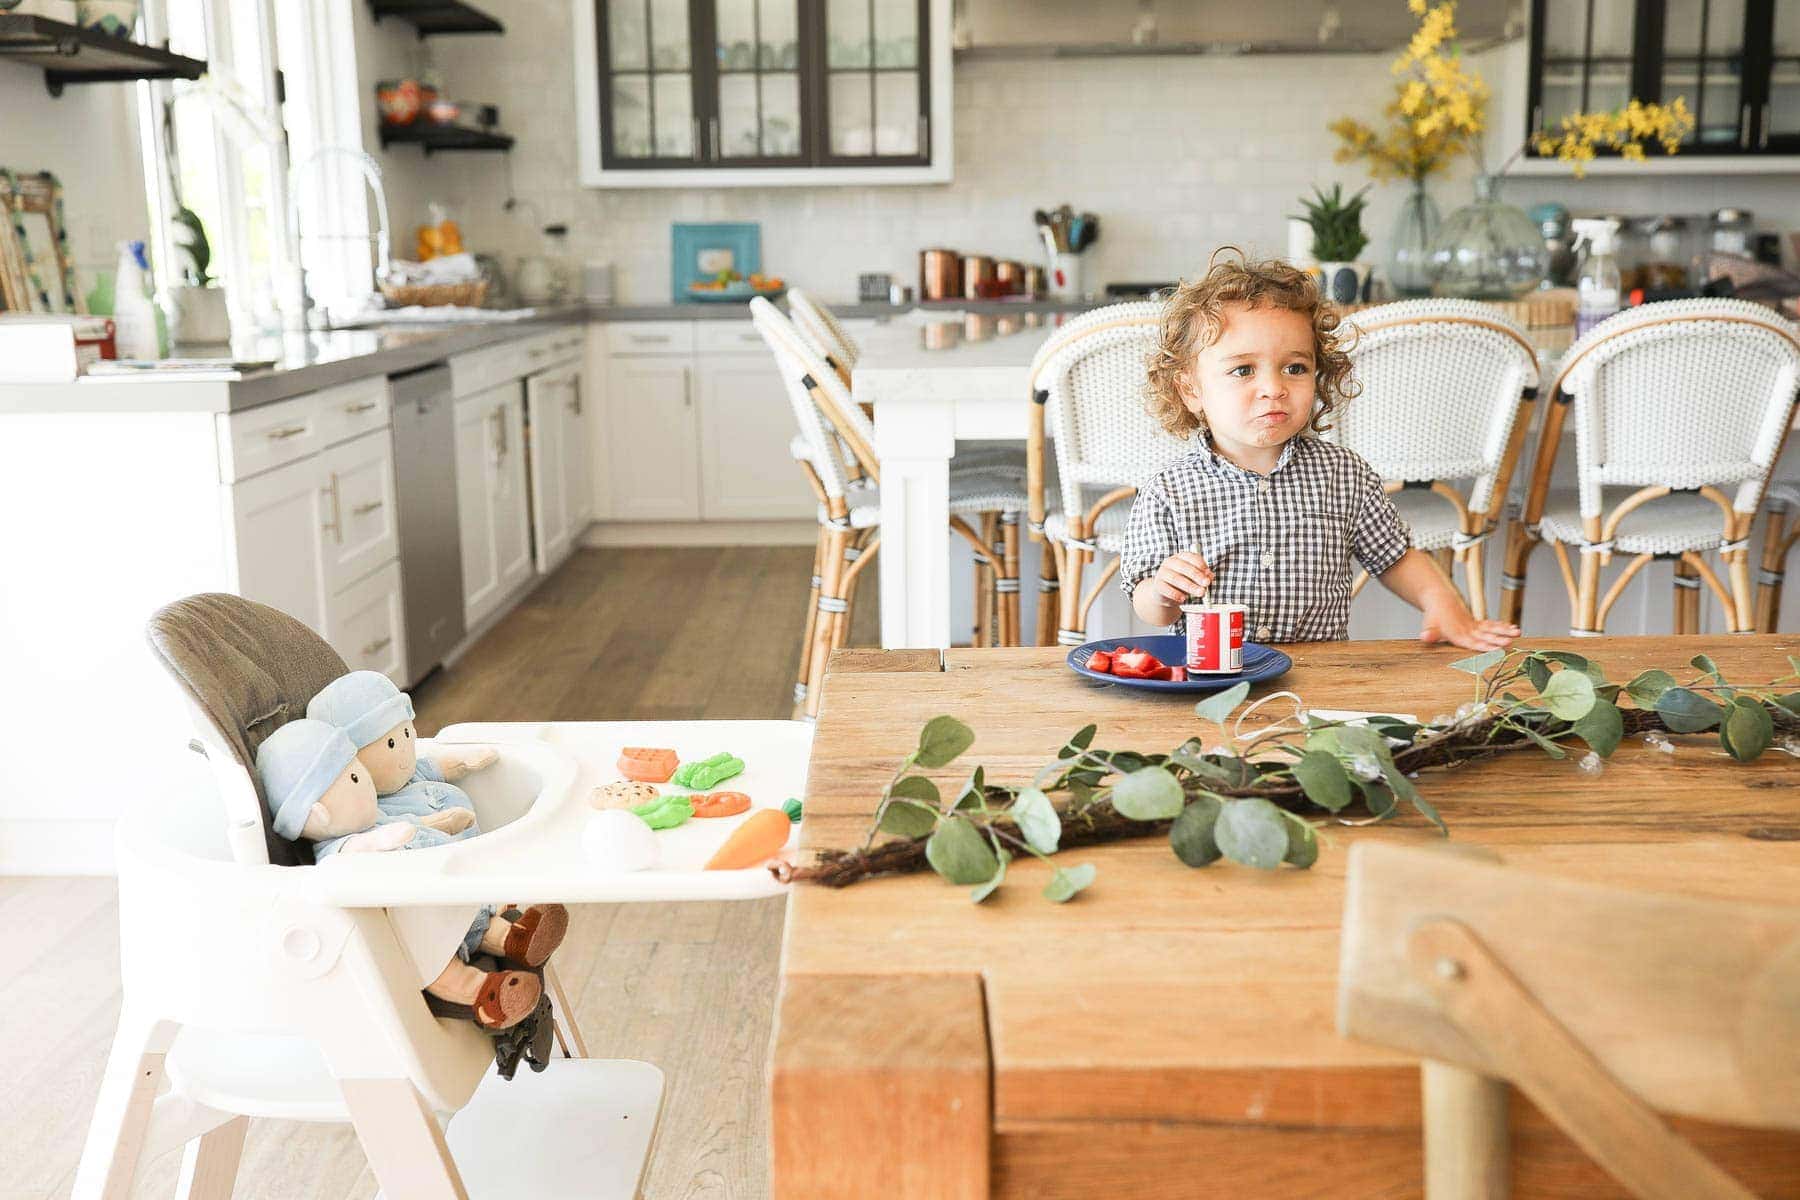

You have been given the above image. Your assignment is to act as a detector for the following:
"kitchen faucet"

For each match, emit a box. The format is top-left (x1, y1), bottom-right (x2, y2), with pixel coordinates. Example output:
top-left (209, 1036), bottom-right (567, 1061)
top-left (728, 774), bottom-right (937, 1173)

top-left (289, 145), bottom-right (392, 329)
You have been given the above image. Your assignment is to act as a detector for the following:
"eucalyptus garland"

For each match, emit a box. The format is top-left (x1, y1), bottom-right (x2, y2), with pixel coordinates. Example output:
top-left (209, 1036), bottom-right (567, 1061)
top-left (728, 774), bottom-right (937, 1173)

top-left (783, 650), bottom-right (1800, 903)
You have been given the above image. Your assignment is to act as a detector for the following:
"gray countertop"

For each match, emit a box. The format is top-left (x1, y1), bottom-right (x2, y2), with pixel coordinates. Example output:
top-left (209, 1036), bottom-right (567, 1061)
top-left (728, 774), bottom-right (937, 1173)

top-left (0, 296), bottom-right (1104, 415)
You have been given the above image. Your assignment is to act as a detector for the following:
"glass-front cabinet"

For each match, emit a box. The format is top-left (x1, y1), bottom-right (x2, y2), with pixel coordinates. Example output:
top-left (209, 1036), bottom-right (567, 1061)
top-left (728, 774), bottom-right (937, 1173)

top-left (584, 0), bottom-right (944, 183)
top-left (1526, 0), bottom-right (1800, 157)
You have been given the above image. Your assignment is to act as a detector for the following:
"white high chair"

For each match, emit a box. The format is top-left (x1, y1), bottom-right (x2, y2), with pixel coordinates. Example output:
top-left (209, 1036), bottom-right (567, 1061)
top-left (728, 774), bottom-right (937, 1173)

top-left (75, 593), bottom-right (804, 1199)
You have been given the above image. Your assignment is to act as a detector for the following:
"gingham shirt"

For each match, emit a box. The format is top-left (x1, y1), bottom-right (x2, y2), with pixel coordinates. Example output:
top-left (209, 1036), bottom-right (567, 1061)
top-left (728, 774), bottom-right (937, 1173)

top-left (1120, 435), bottom-right (1412, 642)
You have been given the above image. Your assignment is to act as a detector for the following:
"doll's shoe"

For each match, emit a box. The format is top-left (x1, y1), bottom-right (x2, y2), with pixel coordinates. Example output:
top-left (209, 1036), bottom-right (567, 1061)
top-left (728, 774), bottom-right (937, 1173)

top-left (424, 968), bottom-right (542, 1031)
top-left (501, 904), bottom-right (568, 968)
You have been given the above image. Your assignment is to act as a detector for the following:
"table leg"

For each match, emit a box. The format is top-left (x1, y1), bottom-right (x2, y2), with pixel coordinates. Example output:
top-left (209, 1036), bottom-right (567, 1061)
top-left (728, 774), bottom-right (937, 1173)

top-left (771, 973), bottom-right (990, 1198)
top-left (876, 397), bottom-right (955, 648)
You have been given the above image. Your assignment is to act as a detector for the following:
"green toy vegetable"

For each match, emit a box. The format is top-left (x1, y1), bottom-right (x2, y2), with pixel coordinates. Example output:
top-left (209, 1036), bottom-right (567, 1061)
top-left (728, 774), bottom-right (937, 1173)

top-left (782, 798), bottom-right (803, 823)
top-left (671, 752), bottom-right (745, 791)
top-left (630, 793), bottom-right (694, 831)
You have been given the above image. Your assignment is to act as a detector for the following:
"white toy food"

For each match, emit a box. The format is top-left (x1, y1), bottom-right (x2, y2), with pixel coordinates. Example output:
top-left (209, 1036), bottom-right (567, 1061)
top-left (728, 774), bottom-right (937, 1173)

top-left (583, 809), bottom-right (661, 873)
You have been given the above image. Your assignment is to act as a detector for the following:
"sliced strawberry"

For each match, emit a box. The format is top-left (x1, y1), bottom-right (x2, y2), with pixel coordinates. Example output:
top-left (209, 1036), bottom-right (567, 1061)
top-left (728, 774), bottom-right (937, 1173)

top-left (1112, 647), bottom-right (1164, 675)
top-left (1168, 667), bottom-right (1187, 682)
top-left (1087, 649), bottom-right (1113, 673)
top-left (1143, 666), bottom-right (1174, 681)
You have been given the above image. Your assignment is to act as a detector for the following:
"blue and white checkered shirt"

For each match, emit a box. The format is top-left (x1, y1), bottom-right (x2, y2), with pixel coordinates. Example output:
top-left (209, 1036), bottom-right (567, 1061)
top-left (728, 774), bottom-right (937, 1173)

top-left (1120, 435), bottom-right (1412, 641)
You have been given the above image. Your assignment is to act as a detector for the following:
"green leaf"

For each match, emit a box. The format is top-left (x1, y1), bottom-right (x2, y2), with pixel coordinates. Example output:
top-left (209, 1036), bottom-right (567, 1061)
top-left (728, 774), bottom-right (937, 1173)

top-left (1407, 788), bottom-right (1447, 836)
top-left (1292, 751), bottom-right (1353, 812)
top-left (1720, 697), bottom-right (1774, 762)
top-left (879, 798), bottom-right (940, 838)
top-left (925, 815), bottom-right (999, 884)
top-left (1355, 778), bottom-right (1397, 819)
top-left (1214, 798), bottom-right (1290, 870)
top-left (915, 716), bottom-right (975, 769)
top-left (970, 848), bottom-right (1009, 903)
top-left (1043, 863), bottom-right (1096, 903)
top-left (1193, 681), bottom-right (1251, 725)
top-left (1516, 722), bottom-right (1568, 759)
top-left (1450, 648), bottom-right (1505, 676)
top-left (1057, 724), bottom-right (1098, 760)
top-left (1624, 669), bottom-right (1679, 708)
top-left (1169, 796), bottom-right (1223, 867)
top-left (1010, 788), bottom-right (1061, 855)
top-left (1657, 687), bottom-right (1724, 733)
top-left (1281, 813), bottom-right (1319, 867)
top-left (1523, 656), bottom-right (1551, 694)
top-left (1539, 651), bottom-right (1603, 682)
top-left (1538, 669), bottom-right (1598, 721)
top-left (1111, 766), bottom-right (1186, 821)
top-left (953, 765), bottom-right (986, 812)
top-left (889, 775), bottom-right (940, 806)
top-left (1691, 653), bottom-right (1724, 683)
top-left (1777, 692), bottom-right (1800, 717)
top-left (1571, 698), bottom-right (1623, 758)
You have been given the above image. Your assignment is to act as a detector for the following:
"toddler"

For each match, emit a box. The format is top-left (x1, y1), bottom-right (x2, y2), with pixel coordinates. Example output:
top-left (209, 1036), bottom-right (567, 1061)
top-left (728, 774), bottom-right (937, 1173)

top-left (1121, 252), bottom-right (1518, 652)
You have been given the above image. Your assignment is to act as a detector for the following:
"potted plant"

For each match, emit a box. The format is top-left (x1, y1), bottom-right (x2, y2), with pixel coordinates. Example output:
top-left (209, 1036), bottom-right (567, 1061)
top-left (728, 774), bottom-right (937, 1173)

top-left (169, 206), bottom-right (231, 345)
top-left (1293, 184), bottom-right (1371, 304)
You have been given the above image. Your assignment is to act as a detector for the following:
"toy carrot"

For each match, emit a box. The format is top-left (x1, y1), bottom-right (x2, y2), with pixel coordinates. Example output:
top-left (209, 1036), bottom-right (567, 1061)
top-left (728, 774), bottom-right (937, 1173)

top-left (691, 791), bottom-right (751, 819)
top-left (704, 808), bottom-right (791, 870)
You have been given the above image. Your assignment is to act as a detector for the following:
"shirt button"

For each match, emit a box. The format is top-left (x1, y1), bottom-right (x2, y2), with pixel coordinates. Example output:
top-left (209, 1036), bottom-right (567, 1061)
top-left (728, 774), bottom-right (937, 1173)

top-left (1261, 551), bottom-right (1275, 568)
top-left (1257, 480), bottom-right (1271, 495)
top-left (1257, 625), bottom-right (1272, 640)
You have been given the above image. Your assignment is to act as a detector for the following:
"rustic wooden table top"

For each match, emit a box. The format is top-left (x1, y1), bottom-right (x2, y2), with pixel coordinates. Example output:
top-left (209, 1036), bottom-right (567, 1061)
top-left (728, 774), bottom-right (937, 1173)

top-left (771, 635), bottom-right (1800, 1199)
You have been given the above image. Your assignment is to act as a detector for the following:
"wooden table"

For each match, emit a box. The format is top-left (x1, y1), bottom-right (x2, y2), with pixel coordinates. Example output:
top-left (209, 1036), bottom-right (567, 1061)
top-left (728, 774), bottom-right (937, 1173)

top-left (771, 635), bottom-right (1800, 1198)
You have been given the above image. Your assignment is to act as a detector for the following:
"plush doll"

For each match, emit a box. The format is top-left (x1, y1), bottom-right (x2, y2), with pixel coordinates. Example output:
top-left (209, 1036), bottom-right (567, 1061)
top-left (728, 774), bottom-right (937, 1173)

top-left (256, 719), bottom-right (543, 1030)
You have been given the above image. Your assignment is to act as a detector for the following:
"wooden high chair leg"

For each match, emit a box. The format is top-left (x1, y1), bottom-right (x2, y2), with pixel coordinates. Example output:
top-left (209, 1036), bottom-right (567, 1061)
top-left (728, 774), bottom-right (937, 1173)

top-left (175, 1115), bottom-right (248, 1200)
top-left (1000, 512), bottom-right (1022, 647)
top-left (793, 529), bottom-right (826, 714)
top-left (1754, 504), bottom-right (1797, 632)
top-left (803, 523), bottom-right (853, 719)
top-left (341, 1078), bottom-right (469, 1200)
top-left (1057, 543), bottom-right (1090, 646)
top-left (71, 1007), bottom-right (178, 1200)
top-left (975, 513), bottom-right (997, 647)
top-left (1572, 519), bottom-right (1604, 636)
top-left (840, 529), bottom-right (875, 636)
top-left (1673, 556), bottom-right (1701, 635)
top-left (1035, 543), bottom-right (1062, 647)
top-left (1500, 523), bottom-right (1538, 628)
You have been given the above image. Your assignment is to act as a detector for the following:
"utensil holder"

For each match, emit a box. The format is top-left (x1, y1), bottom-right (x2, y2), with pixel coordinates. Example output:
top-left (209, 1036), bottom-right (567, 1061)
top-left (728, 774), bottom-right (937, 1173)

top-left (1046, 250), bottom-right (1083, 299)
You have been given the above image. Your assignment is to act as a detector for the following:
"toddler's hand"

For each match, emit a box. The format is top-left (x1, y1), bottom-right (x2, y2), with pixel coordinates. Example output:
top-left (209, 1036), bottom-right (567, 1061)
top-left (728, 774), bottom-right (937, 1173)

top-left (1146, 550), bottom-right (1214, 608)
top-left (419, 807), bottom-right (477, 835)
top-left (1419, 598), bottom-right (1520, 653)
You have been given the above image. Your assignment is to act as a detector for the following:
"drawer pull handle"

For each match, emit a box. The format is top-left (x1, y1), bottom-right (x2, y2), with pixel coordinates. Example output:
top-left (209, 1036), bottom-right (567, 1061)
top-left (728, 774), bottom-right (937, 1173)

top-left (352, 499), bottom-right (384, 516)
top-left (361, 636), bottom-right (392, 656)
top-left (633, 334), bottom-right (671, 344)
top-left (344, 400), bottom-right (379, 414)
top-left (321, 473), bottom-right (343, 544)
top-left (267, 425), bottom-right (308, 440)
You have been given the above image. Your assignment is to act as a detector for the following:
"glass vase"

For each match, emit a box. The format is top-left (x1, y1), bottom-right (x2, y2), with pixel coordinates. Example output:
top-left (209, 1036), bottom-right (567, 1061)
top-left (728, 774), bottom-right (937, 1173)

top-left (1428, 174), bottom-right (1549, 300)
top-left (1387, 180), bottom-right (1440, 299)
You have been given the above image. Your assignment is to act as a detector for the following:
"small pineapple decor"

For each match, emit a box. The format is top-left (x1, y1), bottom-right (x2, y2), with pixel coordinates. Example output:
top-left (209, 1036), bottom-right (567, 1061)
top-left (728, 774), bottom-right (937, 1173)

top-left (1293, 184), bottom-right (1371, 304)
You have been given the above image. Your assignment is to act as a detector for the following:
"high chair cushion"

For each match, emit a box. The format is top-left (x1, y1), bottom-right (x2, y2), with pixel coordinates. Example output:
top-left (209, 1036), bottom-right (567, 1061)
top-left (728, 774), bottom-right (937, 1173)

top-left (146, 593), bottom-right (350, 866)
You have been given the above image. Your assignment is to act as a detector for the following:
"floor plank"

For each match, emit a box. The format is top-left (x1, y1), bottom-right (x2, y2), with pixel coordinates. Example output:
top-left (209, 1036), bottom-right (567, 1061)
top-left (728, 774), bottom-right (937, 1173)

top-left (11, 546), bottom-right (869, 1200)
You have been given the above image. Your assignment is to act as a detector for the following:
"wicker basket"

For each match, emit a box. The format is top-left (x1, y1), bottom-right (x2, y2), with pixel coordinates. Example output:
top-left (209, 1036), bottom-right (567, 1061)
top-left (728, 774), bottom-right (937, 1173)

top-left (379, 278), bottom-right (489, 308)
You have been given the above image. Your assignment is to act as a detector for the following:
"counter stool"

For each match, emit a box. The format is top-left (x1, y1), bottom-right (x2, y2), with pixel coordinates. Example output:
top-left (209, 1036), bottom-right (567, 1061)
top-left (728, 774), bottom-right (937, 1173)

top-left (1335, 300), bottom-right (1541, 620)
top-left (752, 298), bottom-right (1030, 718)
top-left (1755, 480), bottom-right (1800, 631)
top-left (1503, 299), bottom-right (1800, 636)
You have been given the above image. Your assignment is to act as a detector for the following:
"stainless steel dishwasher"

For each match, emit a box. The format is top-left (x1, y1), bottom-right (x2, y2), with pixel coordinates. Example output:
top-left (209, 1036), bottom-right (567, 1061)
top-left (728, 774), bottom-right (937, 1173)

top-left (389, 364), bottom-right (466, 685)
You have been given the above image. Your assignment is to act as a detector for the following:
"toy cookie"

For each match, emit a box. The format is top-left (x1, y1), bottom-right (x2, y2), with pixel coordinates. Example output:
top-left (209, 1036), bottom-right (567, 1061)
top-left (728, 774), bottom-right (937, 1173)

top-left (592, 780), bottom-right (661, 810)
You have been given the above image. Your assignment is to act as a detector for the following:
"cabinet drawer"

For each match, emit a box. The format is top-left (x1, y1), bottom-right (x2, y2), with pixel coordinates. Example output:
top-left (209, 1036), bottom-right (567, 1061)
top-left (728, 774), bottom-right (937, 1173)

top-left (326, 558), bottom-right (407, 685)
top-left (606, 321), bottom-right (694, 355)
top-left (216, 393), bottom-right (323, 483)
top-left (313, 377), bottom-right (390, 448)
top-left (697, 321), bottom-right (770, 355)
top-left (451, 341), bottom-right (534, 396)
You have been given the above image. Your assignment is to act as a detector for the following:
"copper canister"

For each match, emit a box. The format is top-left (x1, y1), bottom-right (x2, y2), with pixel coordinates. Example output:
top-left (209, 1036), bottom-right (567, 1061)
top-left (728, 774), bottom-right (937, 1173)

top-left (1022, 265), bottom-right (1046, 298)
top-left (994, 259), bottom-right (1025, 295)
top-left (919, 249), bottom-right (961, 302)
top-left (961, 254), bottom-right (996, 300)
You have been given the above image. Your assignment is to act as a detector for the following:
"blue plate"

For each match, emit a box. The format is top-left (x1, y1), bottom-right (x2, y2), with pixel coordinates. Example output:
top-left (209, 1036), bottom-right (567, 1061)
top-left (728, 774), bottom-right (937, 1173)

top-left (1066, 635), bottom-right (1292, 693)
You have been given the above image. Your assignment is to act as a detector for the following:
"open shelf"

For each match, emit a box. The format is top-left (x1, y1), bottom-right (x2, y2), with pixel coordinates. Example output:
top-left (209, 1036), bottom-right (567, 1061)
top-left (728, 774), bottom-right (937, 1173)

top-left (367, 0), bottom-right (503, 38)
top-left (378, 123), bottom-right (514, 155)
top-left (0, 14), bottom-right (205, 97)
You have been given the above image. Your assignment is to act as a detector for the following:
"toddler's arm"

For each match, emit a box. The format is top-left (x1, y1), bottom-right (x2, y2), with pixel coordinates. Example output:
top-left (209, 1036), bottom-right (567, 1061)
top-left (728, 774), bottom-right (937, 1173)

top-left (1130, 550), bottom-right (1215, 627)
top-left (1122, 482), bottom-right (1212, 627)
top-left (1378, 549), bottom-right (1519, 652)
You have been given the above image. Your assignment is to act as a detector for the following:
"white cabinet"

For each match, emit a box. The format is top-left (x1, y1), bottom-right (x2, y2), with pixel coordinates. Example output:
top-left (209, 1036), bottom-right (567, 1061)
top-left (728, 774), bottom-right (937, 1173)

top-left (697, 352), bottom-right (815, 520)
top-left (319, 428), bottom-right (399, 595)
top-left (527, 366), bottom-right (573, 572)
top-left (328, 559), bottom-right (408, 681)
top-left (604, 356), bottom-right (701, 520)
top-left (564, 370), bottom-right (594, 530)
top-left (454, 381), bottom-right (532, 631)
top-left (229, 453), bottom-right (331, 636)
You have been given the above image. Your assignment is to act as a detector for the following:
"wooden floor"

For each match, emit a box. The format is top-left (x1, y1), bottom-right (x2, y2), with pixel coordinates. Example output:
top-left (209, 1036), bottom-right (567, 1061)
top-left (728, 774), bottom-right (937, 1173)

top-left (8, 546), bottom-right (874, 1200)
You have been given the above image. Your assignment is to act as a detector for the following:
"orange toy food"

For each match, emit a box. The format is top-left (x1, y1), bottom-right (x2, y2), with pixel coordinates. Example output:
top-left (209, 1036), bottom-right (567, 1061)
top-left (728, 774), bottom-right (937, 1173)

top-left (691, 791), bottom-right (751, 819)
top-left (704, 808), bottom-right (792, 870)
top-left (617, 747), bottom-right (678, 783)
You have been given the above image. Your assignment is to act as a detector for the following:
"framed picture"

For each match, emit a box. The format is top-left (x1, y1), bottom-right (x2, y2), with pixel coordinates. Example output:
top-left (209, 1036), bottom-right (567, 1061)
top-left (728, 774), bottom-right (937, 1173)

top-left (0, 171), bottom-right (82, 314)
top-left (671, 222), bottom-right (761, 303)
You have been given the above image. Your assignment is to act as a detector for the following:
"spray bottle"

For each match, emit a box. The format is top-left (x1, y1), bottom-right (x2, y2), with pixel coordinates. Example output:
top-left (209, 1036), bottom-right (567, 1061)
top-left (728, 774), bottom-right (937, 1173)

top-left (112, 240), bottom-right (161, 360)
top-left (1572, 217), bottom-right (1622, 337)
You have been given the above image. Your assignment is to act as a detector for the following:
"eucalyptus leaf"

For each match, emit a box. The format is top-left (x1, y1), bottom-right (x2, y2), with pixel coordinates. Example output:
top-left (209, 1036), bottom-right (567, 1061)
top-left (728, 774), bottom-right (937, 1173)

top-left (969, 848), bottom-right (1009, 903)
top-left (1214, 798), bottom-right (1290, 870)
top-left (1281, 813), bottom-right (1319, 867)
top-left (925, 815), bottom-right (999, 884)
top-left (1171, 747), bottom-right (1238, 783)
top-left (1624, 668), bottom-right (1678, 708)
top-left (1043, 863), bottom-right (1096, 903)
top-left (1169, 796), bottom-right (1223, 867)
top-left (1407, 788), bottom-right (1447, 836)
top-left (1572, 698), bottom-right (1624, 758)
top-left (1691, 653), bottom-right (1724, 683)
top-left (1451, 649), bottom-right (1506, 676)
top-left (879, 798), bottom-right (940, 838)
top-left (1776, 691), bottom-right (1800, 717)
top-left (1720, 697), bottom-right (1774, 762)
top-left (1656, 687), bottom-right (1723, 733)
top-left (1111, 766), bottom-right (1186, 821)
top-left (1292, 751), bottom-right (1353, 812)
top-left (1516, 722), bottom-right (1568, 759)
top-left (1010, 787), bottom-right (1062, 855)
top-left (1057, 723), bottom-right (1098, 760)
top-left (1355, 778), bottom-right (1397, 819)
top-left (889, 775), bottom-right (940, 806)
top-left (916, 715), bottom-right (975, 769)
top-left (953, 765), bottom-right (986, 812)
top-left (1194, 681), bottom-right (1251, 725)
top-left (1540, 651), bottom-right (1603, 682)
top-left (1539, 669), bottom-right (1598, 721)
top-left (1524, 656), bottom-right (1551, 693)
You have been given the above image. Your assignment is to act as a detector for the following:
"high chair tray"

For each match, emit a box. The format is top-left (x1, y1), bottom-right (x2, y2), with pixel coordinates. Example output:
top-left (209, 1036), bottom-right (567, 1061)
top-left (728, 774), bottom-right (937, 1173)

top-left (296, 720), bottom-right (810, 908)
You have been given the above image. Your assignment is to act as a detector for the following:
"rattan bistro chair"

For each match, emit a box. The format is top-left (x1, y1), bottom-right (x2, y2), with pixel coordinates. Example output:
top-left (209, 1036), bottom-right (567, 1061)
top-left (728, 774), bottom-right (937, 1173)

top-left (751, 298), bottom-right (1030, 718)
top-left (1754, 479), bottom-right (1800, 631)
top-left (787, 288), bottom-right (862, 385)
top-left (1335, 301), bottom-right (1541, 620)
top-left (1027, 302), bottom-right (1190, 646)
top-left (1502, 300), bottom-right (1800, 637)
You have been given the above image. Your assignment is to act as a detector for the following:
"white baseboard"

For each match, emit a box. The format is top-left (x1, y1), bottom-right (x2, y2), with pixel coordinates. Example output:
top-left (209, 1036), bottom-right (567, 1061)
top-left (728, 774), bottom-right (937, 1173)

top-left (0, 818), bottom-right (116, 875)
top-left (581, 520), bottom-right (816, 547)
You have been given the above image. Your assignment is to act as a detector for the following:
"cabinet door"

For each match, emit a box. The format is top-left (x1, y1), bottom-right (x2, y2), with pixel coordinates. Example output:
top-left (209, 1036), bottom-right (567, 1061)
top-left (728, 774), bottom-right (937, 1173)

top-left (599, 0), bottom-right (700, 166)
top-left (564, 370), bottom-right (595, 531)
top-left (1760, 0), bottom-right (1800, 149)
top-left (710, 0), bottom-right (807, 164)
top-left (698, 352), bottom-right (814, 519)
top-left (606, 356), bottom-right (702, 520)
top-left (1660, 0), bottom-right (1752, 150)
top-left (228, 455), bottom-right (329, 637)
top-left (454, 389), bottom-right (503, 627)
top-left (325, 559), bottom-right (408, 685)
top-left (527, 369), bottom-right (572, 572)
top-left (817, 0), bottom-right (931, 164)
top-left (1529, 0), bottom-right (1653, 145)
top-left (319, 428), bottom-right (399, 595)
top-left (494, 396), bottom-right (535, 595)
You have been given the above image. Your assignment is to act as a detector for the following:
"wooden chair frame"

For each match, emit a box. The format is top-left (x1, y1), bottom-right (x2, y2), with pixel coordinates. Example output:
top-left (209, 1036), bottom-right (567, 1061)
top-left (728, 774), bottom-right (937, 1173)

top-left (1753, 492), bottom-right (1800, 632)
